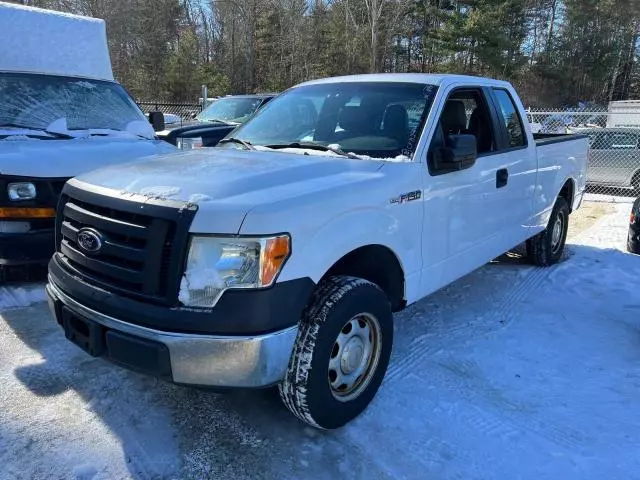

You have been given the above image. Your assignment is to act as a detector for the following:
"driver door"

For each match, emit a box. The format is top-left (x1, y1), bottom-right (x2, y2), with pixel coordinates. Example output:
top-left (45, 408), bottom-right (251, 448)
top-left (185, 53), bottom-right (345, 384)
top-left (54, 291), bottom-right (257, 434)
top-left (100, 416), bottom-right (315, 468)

top-left (419, 86), bottom-right (505, 295)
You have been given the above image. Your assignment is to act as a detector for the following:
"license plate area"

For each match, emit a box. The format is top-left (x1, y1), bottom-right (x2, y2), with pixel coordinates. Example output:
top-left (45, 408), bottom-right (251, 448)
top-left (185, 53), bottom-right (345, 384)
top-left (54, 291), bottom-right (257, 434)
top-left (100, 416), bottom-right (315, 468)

top-left (62, 307), bottom-right (105, 357)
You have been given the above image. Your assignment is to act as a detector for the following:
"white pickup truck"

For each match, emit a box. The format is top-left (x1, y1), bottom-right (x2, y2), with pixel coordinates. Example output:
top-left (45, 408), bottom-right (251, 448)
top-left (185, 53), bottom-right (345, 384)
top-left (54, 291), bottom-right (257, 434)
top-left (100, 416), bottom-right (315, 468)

top-left (46, 74), bottom-right (588, 429)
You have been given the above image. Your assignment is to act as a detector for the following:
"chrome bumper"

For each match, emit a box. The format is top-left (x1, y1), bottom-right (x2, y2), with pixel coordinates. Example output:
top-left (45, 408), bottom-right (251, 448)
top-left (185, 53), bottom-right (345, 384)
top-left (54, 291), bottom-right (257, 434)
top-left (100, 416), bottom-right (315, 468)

top-left (46, 281), bottom-right (298, 388)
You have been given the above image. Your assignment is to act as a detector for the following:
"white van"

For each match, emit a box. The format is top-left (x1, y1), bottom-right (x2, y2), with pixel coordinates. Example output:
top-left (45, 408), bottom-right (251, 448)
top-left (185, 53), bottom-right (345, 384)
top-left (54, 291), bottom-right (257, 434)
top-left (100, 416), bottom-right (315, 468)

top-left (607, 100), bottom-right (640, 128)
top-left (0, 3), bottom-right (175, 279)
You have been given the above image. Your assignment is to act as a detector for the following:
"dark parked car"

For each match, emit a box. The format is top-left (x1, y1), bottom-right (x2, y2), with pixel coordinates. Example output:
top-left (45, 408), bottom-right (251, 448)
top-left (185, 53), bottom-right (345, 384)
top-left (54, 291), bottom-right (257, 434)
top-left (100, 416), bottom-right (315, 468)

top-left (628, 197), bottom-right (640, 254)
top-left (156, 94), bottom-right (276, 149)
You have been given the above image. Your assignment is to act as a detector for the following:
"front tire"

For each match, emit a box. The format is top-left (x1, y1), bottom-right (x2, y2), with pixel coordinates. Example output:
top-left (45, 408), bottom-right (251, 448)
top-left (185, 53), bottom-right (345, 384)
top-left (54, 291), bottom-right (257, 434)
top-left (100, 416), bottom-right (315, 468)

top-left (526, 196), bottom-right (570, 266)
top-left (278, 276), bottom-right (393, 430)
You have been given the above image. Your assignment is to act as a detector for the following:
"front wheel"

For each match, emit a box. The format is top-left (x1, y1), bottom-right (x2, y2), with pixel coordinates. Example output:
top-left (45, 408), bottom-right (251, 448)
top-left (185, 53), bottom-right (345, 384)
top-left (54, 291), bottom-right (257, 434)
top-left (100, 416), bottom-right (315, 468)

top-left (278, 276), bottom-right (393, 430)
top-left (526, 196), bottom-right (570, 266)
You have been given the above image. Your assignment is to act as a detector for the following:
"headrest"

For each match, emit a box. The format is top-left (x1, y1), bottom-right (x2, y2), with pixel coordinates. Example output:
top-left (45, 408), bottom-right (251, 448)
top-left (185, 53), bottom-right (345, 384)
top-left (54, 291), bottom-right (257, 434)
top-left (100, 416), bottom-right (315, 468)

top-left (383, 104), bottom-right (408, 129)
top-left (338, 106), bottom-right (368, 132)
top-left (441, 100), bottom-right (467, 132)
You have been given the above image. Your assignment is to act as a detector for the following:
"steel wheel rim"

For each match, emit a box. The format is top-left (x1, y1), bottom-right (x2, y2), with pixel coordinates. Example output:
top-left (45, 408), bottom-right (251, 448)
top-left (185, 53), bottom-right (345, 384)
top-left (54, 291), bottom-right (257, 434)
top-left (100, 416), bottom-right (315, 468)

top-left (328, 312), bottom-right (382, 402)
top-left (551, 211), bottom-right (566, 254)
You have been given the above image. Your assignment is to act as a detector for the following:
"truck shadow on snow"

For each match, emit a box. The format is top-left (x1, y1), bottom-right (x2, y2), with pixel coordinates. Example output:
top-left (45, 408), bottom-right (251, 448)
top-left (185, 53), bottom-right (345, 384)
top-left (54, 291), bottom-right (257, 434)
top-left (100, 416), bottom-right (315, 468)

top-left (3, 242), bottom-right (636, 479)
top-left (1, 303), bottom-right (376, 479)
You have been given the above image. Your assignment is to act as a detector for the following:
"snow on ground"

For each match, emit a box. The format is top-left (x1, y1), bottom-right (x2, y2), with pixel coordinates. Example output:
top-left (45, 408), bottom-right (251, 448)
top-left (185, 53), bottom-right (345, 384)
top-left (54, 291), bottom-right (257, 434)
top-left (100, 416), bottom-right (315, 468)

top-left (0, 284), bottom-right (46, 310)
top-left (0, 203), bottom-right (639, 480)
top-left (584, 191), bottom-right (636, 204)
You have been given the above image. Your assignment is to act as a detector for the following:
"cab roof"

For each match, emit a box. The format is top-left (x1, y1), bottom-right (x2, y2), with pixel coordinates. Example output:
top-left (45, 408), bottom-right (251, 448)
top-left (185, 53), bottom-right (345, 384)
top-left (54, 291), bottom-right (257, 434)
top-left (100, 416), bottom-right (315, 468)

top-left (0, 3), bottom-right (113, 81)
top-left (297, 73), bottom-right (512, 89)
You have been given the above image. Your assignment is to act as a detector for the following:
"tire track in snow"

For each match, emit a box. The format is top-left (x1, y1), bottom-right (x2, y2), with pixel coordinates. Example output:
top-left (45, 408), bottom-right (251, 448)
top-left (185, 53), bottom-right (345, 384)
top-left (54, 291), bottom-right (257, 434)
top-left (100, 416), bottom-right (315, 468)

top-left (377, 214), bottom-right (620, 465)
top-left (424, 357), bottom-right (588, 451)
top-left (345, 372), bottom-right (504, 480)
top-left (386, 260), bottom-right (554, 383)
top-left (386, 209), bottom-right (612, 385)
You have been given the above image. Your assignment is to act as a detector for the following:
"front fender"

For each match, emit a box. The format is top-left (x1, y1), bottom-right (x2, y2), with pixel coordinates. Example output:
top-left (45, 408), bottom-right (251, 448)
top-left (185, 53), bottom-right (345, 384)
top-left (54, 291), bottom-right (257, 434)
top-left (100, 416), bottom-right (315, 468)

top-left (276, 207), bottom-right (422, 299)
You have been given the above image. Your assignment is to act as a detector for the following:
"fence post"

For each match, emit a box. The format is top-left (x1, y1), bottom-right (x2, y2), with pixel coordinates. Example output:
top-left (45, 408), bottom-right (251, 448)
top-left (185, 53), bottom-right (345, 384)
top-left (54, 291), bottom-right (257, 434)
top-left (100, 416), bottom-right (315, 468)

top-left (201, 85), bottom-right (208, 111)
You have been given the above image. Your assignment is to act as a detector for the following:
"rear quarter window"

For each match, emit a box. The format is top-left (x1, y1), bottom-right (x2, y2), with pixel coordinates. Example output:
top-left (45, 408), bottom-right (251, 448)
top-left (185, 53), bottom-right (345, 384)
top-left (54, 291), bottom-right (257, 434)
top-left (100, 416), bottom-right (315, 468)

top-left (493, 89), bottom-right (526, 148)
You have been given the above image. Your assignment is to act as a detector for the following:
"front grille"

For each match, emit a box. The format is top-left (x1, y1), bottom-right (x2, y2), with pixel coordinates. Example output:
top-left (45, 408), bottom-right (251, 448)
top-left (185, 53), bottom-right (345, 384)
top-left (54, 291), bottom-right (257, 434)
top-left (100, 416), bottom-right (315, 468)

top-left (55, 182), bottom-right (197, 305)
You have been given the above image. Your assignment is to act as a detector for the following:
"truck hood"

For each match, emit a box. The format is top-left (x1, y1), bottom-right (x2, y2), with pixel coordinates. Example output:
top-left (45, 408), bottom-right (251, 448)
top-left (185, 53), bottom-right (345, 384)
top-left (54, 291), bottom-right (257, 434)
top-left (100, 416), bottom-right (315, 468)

top-left (74, 148), bottom-right (385, 233)
top-left (0, 137), bottom-right (177, 177)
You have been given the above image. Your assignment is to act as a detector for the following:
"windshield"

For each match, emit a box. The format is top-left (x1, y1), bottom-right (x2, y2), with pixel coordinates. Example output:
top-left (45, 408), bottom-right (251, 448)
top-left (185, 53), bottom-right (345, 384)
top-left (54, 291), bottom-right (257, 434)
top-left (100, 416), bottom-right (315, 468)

top-left (0, 72), bottom-right (146, 131)
top-left (196, 97), bottom-right (265, 124)
top-left (221, 82), bottom-right (437, 159)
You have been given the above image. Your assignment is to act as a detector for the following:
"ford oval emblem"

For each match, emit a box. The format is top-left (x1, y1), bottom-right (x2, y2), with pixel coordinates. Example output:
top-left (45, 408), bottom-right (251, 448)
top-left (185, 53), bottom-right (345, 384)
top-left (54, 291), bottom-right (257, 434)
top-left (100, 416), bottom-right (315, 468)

top-left (76, 228), bottom-right (104, 254)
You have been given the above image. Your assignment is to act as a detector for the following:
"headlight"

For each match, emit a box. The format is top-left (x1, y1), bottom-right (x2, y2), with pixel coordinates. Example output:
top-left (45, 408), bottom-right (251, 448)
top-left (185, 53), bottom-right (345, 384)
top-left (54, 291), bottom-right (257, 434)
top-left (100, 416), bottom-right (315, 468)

top-left (177, 136), bottom-right (203, 150)
top-left (7, 182), bottom-right (36, 201)
top-left (179, 234), bottom-right (291, 307)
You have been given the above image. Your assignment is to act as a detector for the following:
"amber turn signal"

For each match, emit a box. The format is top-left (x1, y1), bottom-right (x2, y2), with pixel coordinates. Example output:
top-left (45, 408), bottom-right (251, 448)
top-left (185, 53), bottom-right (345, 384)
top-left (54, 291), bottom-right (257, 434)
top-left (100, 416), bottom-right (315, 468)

top-left (260, 235), bottom-right (291, 285)
top-left (0, 207), bottom-right (55, 218)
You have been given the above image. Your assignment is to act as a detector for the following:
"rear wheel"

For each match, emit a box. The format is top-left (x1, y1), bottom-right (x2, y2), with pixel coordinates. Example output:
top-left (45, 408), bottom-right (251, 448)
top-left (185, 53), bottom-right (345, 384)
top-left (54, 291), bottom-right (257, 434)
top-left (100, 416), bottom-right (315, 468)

top-left (278, 276), bottom-right (393, 430)
top-left (526, 196), bottom-right (570, 266)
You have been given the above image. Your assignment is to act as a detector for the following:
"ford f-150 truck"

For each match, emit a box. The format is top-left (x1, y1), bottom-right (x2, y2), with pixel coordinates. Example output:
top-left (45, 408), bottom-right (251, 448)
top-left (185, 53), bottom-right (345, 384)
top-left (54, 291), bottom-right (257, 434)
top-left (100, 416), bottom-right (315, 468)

top-left (46, 73), bottom-right (588, 430)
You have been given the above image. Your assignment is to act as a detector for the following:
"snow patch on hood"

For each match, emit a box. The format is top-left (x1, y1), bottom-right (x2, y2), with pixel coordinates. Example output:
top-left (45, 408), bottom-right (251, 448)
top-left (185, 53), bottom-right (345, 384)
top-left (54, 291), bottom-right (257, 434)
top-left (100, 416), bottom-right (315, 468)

top-left (188, 193), bottom-right (213, 203)
top-left (138, 185), bottom-right (182, 199)
top-left (75, 148), bottom-right (385, 205)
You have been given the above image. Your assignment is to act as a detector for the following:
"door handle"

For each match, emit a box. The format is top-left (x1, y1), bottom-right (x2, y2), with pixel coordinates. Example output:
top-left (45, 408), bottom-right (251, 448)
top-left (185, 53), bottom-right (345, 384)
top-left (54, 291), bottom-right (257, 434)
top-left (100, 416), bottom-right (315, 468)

top-left (496, 168), bottom-right (509, 188)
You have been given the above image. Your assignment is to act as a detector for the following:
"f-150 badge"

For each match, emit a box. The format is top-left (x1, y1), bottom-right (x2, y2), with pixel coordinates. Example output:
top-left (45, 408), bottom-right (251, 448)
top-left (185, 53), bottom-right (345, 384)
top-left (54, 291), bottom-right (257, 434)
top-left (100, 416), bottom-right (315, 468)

top-left (390, 190), bottom-right (421, 204)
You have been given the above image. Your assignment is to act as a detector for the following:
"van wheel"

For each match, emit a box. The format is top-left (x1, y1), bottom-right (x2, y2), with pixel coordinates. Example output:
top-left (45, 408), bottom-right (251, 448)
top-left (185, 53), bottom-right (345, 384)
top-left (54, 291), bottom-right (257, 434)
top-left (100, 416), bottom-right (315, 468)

top-left (278, 276), bottom-right (393, 430)
top-left (526, 196), bottom-right (570, 266)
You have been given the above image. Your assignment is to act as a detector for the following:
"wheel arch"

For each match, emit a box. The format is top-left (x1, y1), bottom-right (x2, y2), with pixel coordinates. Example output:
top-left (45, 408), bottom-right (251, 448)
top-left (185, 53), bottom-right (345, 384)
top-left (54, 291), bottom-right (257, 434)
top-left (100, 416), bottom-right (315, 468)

top-left (558, 177), bottom-right (576, 211)
top-left (320, 244), bottom-right (406, 312)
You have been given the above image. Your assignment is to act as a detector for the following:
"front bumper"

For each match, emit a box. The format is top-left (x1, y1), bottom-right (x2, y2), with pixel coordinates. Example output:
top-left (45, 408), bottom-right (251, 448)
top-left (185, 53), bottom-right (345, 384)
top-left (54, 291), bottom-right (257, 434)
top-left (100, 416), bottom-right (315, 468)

top-left (0, 230), bottom-right (54, 266)
top-left (46, 280), bottom-right (299, 388)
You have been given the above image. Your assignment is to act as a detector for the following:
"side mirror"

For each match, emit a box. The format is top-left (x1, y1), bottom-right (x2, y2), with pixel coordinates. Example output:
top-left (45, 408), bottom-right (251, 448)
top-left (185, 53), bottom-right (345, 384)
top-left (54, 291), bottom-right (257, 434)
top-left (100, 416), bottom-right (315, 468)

top-left (148, 111), bottom-right (165, 132)
top-left (432, 134), bottom-right (477, 172)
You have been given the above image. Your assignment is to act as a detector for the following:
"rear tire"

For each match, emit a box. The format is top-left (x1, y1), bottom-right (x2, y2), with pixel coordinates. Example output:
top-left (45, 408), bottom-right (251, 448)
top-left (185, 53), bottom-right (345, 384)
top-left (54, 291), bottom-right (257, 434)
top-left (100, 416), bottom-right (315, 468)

top-left (526, 196), bottom-right (570, 266)
top-left (278, 276), bottom-right (393, 430)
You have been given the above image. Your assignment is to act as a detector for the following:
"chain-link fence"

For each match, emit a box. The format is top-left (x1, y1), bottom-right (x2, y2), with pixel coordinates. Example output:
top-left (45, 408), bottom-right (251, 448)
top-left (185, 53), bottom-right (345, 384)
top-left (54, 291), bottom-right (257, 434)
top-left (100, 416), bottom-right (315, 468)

top-left (134, 101), bottom-right (639, 199)
top-left (527, 107), bottom-right (640, 199)
top-left (137, 101), bottom-right (203, 126)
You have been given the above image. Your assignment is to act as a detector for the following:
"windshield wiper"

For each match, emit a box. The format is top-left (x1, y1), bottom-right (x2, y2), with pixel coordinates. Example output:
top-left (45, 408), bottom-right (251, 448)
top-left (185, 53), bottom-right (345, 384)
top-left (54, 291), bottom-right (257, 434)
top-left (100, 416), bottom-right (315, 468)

top-left (263, 142), bottom-right (359, 159)
top-left (204, 118), bottom-right (232, 125)
top-left (218, 137), bottom-right (255, 150)
top-left (0, 124), bottom-right (73, 140)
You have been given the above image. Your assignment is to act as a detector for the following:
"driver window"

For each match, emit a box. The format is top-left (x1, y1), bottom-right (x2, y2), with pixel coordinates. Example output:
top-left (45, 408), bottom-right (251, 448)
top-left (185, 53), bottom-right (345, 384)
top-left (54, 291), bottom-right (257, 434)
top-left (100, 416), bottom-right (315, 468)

top-left (430, 89), bottom-right (496, 156)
